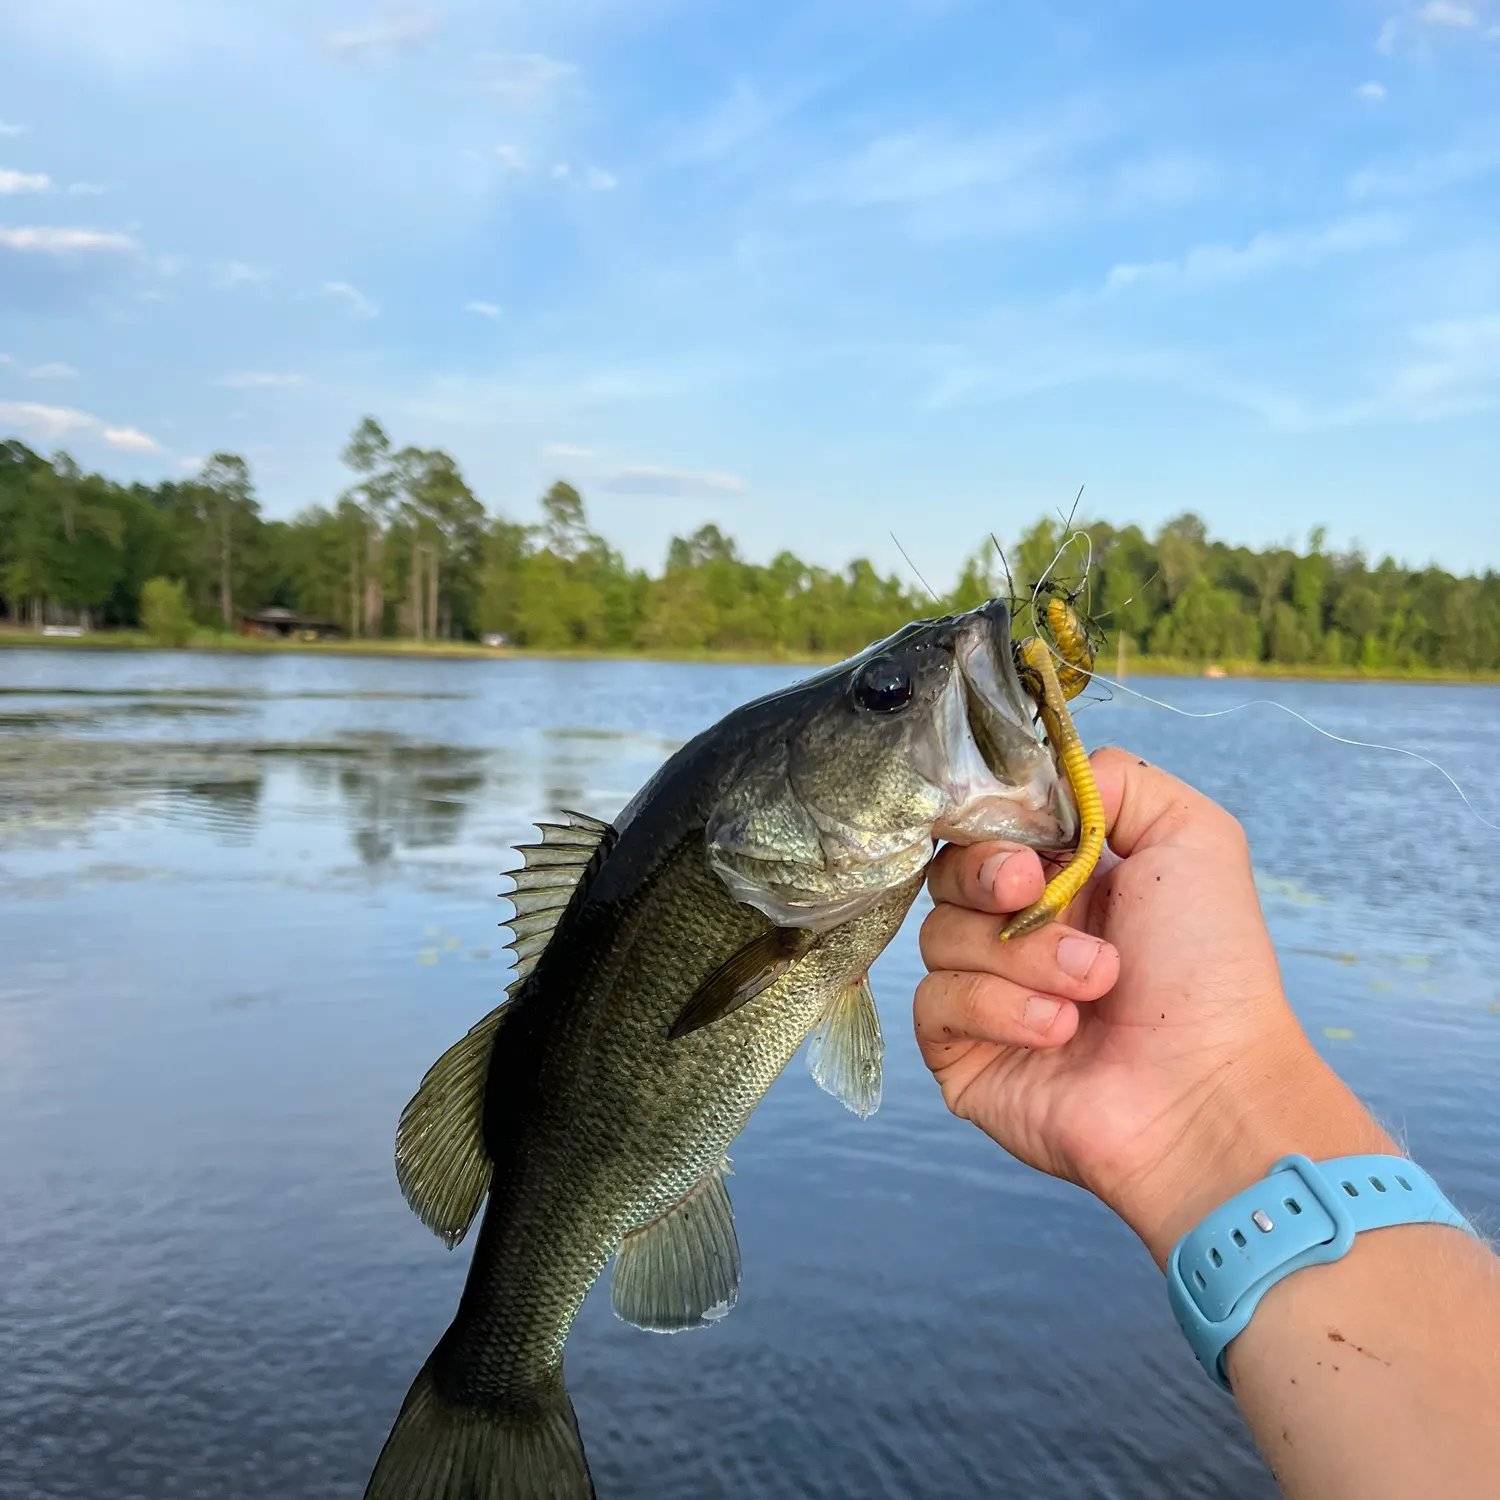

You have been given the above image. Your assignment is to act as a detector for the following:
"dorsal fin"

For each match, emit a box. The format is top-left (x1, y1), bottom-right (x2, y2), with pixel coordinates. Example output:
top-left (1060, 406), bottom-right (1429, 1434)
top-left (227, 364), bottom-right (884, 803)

top-left (394, 809), bottom-right (614, 1246)
top-left (504, 809), bottom-right (615, 982)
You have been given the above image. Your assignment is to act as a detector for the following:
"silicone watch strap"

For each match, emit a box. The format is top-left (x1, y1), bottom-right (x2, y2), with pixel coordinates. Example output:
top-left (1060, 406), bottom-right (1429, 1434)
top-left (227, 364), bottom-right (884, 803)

top-left (1167, 1153), bottom-right (1476, 1390)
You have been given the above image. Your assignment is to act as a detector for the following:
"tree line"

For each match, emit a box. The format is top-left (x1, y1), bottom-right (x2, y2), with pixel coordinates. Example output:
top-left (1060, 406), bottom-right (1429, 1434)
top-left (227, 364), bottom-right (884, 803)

top-left (2, 418), bottom-right (1497, 671)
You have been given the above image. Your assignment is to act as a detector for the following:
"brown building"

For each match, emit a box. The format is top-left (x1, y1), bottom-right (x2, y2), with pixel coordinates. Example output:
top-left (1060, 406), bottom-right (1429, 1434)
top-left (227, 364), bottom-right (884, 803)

top-left (237, 607), bottom-right (343, 641)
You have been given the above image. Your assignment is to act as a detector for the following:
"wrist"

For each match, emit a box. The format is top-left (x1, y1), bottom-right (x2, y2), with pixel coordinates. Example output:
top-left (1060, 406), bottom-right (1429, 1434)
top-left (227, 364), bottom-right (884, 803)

top-left (1109, 1033), bottom-right (1396, 1267)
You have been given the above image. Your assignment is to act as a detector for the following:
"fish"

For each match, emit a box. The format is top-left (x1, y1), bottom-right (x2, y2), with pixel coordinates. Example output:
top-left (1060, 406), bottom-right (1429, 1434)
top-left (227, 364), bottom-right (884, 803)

top-left (364, 597), bottom-right (1078, 1500)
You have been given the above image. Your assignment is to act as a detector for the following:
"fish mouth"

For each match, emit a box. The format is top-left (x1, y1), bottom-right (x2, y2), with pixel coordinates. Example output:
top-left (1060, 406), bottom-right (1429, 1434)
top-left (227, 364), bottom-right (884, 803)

top-left (927, 602), bottom-right (1079, 852)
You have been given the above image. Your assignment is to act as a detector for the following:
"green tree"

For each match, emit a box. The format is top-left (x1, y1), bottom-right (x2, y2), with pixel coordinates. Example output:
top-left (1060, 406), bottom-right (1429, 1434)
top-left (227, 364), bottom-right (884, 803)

top-left (140, 576), bottom-right (193, 646)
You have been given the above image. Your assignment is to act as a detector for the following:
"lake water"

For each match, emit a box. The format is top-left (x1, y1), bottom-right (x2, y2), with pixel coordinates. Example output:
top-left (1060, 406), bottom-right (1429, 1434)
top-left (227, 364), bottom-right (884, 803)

top-left (1, 648), bottom-right (1497, 1500)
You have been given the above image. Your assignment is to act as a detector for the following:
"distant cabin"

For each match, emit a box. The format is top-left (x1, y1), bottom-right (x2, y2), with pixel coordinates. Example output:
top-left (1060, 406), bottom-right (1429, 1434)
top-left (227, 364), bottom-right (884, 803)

top-left (238, 607), bottom-right (343, 642)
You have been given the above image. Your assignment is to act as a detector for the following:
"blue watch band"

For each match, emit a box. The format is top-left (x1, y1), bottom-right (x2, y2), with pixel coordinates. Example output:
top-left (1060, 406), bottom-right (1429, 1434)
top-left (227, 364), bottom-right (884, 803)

top-left (1167, 1153), bottom-right (1476, 1390)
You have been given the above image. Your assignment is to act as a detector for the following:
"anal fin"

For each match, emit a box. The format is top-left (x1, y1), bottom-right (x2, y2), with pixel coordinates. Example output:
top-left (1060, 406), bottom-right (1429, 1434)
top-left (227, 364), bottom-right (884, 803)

top-left (807, 975), bottom-right (883, 1118)
top-left (611, 1162), bottom-right (740, 1333)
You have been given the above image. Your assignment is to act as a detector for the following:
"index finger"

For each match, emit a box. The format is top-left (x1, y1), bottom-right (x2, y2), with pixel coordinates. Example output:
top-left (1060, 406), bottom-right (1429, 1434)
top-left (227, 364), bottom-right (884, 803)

top-left (925, 841), bottom-right (1047, 915)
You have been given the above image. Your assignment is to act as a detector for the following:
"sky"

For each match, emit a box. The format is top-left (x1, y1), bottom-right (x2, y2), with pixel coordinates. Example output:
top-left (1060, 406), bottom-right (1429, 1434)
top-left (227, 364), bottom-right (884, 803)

top-left (0, 0), bottom-right (1497, 584)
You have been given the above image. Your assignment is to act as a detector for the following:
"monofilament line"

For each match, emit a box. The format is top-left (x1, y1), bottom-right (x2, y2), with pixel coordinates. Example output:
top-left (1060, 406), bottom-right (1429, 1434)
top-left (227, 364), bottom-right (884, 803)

top-left (890, 532), bottom-right (939, 604)
top-left (1078, 664), bottom-right (1500, 836)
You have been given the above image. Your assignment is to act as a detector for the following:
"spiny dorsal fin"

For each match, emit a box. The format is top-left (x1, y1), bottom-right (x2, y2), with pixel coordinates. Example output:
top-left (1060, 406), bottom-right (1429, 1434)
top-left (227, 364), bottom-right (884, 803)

top-left (504, 810), bottom-right (614, 982)
top-left (807, 975), bottom-right (883, 1118)
top-left (611, 1159), bottom-right (740, 1333)
top-left (395, 1002), bottom-right (507, 1246)
top-left (667, 926), bottom-right (820, 1039)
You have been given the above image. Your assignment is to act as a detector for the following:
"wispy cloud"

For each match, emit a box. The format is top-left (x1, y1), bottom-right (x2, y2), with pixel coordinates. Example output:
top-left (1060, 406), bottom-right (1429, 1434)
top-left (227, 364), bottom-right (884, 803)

top-left (1417, 1), bottom-right (1477, 26)
top-left (214, 371), bottom-right (306, 388)
top-left (215, 261), bottom-right (271, 288)
top-left (1355, 81), bottom-right (1387, 103)
top-left (102, 425), bottom-right (159, 453)
top-left (0, 168), bottom-right (52, 194)
top-left (321, 280), bottom-right (379, 318)
top-left (0, 399), bottom-right (159, 451)
top-left (545, 442), bottom-right (595, 458)
top-left (477, 52), bottom-right (578, 107)
top-left (0, 121), bottom-right (25, 138)
top-left (1104, 216), bottom-right (1400, 292)
top-left (28, 362), bottom-right (78, 380)
top-left (464, 300), bottom-right (501, 317)
top-left (68, 181), bottom-right (105, 196)
top-left (600, 465), bottom-right (745, 498)
top-left (551, 162), bottom-right (618, 190)
top-left (1349, 130), bottom-right (1500, 199)
top-left (493, 145), bottom-right (526, 173)
top-left (1376, 17), bottom-right (1401, 53)
top-left (0, 226), bottom-right (137, 253)
top-left (324, 6), bottom-right (438, 61)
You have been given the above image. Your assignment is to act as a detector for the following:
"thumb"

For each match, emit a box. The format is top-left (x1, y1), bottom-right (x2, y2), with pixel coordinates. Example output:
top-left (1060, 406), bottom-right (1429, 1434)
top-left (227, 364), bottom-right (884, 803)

top-left (1089, 747), bottom-right (1245, 859)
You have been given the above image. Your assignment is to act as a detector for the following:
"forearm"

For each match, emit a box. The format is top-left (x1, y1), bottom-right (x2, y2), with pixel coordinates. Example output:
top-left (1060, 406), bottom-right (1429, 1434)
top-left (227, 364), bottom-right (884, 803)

top-left (1229, 1221), bottom-right (1500, 1500)
top-left (1116, 1047), bottom-right (1500, 1500)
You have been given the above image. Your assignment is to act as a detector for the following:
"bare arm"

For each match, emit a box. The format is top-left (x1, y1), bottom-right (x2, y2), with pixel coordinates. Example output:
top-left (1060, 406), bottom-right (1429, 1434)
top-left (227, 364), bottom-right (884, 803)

top-left (914, 747), bottom-right (1500, 1500)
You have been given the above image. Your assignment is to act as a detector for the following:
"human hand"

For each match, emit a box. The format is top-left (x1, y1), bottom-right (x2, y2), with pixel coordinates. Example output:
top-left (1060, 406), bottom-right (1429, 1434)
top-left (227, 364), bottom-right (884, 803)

top-left (915, 747), bottom-right (1392, 1264)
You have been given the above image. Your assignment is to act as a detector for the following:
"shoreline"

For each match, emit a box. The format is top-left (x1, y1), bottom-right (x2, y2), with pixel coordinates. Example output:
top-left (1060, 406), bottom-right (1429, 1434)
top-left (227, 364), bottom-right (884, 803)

top-left (1, 631), bottom-right (1498, 686)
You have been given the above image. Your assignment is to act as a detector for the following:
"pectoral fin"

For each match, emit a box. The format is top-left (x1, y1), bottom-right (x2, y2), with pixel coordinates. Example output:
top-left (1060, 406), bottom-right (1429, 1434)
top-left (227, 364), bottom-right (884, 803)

top-left (667, 926), bottom-right (819, 1039)
top-left (807, 975), bottom-right (883, 1118)
top-left (612, 1161), bottom-right (740, 1333)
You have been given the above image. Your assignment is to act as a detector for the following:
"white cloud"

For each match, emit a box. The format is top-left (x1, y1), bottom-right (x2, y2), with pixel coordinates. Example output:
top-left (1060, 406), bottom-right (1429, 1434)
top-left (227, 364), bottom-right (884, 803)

top-left (0, 398), bottom-right (161, 452)
top-left (0, 226), bottom-right (137, 253)
top-left (464, 300), bottom-right (501, 317)
top-left (28, 363), bottom-right (78, 380)
top-left (1349, 132), bottom-right (1500, 198)
top-left (477, 52), bottom-right (578, 106)
top-left (545, 442), bottom-right (595, 457)
top-left (321, 280), bottom-right (379, 318)
top-left (68, 182), bottom-right (105, 196)
top-left (0, 400), bottom-right (96, 440)
top-left (1355, 81), bottom-right (1387, 103)
top-left (324, 7), bottom-right (438, 60)
top-left (0, 121), bottom-right (24, 138)
top-left (0, 352), bottom-right (11, 364)
top-left (1104, 215), bottom-right (1400, 291)
top-left (552, 162), bottom-right (571, 181)
top-left (215, 371), bottom-right (306, 388)
top-left (178, 456), bottom-right (204, 472)
top-left (1417, 1), bottom-right (1477, 26)
top-left (494, 145), bottom-right (526, 172)
top-left (215, 260), bottom-right (271, 287)
top-left (103, 425), bottom-right (159, 452)
top-left (583, 165), bottom-right (617, 191)
top-left (599, 465), bottom-right (745, 498)
top-left (0, 168), bottom-right (52, 193)
top-left (1376, 17), bottom-right (1400, 53)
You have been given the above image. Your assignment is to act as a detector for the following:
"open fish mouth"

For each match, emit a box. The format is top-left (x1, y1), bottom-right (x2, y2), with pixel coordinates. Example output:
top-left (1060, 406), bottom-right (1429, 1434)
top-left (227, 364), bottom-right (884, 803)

top-left (925, 604), bottom-right (1080, 852)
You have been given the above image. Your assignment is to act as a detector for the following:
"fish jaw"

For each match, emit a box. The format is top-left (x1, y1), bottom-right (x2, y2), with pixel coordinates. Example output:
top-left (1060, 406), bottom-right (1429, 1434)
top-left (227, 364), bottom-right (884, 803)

top-left (924, 609), bottom-right (1079, 852)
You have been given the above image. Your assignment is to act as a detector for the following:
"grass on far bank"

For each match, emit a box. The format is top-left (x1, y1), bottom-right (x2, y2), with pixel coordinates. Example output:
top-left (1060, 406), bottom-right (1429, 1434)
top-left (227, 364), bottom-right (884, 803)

top-left (3, 627), bottom-right (1499, 685)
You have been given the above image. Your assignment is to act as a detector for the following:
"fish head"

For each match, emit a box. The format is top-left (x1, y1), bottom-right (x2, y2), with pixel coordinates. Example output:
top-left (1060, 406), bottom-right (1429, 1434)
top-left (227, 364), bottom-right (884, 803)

top-left (706, 599), bottom-right (1078, 929)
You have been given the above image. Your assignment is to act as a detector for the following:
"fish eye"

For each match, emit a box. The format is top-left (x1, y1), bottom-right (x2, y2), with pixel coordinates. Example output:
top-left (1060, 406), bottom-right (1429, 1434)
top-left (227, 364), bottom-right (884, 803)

top-left (853, 656), bottom-right (913, 714)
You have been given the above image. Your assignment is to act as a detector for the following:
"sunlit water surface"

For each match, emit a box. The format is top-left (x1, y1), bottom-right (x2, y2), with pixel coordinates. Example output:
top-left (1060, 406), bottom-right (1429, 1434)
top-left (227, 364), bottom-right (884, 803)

top-left (2, 649), bottom-right (1497, 1500)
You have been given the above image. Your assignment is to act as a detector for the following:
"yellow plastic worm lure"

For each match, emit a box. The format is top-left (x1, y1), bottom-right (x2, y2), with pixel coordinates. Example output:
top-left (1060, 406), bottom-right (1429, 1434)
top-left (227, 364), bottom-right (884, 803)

top-left (1044, 595), bottom-right (1096, 701)
top-left (999, 633), bottom-right (1107, 941)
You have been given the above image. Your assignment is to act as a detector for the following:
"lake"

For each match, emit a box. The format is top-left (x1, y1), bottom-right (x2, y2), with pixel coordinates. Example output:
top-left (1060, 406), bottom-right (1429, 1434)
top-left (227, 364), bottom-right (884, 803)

top-left (1, 648), bottom-right (1497, 1500)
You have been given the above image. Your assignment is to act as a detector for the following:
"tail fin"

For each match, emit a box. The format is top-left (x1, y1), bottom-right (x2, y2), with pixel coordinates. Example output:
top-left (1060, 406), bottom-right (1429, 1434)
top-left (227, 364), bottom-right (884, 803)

top-left (364, 1361), bottom-right (595, 1500)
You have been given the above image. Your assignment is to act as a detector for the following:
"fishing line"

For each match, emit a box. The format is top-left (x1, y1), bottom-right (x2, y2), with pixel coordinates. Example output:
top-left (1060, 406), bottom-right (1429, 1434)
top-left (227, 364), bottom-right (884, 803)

top-left (1024, 527), bottom-right (1500, 836)
top-left (890, 531), bottom-right (940, 604)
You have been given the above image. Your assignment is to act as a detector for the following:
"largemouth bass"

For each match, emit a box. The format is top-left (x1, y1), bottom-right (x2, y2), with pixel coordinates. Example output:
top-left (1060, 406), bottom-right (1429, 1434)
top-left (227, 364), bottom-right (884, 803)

top-left (365, 598), bottom-right (1077, 1499)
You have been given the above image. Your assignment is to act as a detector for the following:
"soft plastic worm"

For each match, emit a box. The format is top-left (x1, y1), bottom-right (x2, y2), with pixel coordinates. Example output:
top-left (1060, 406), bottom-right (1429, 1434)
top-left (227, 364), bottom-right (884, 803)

top-left (999, 635), bottom-right (1106, 941)
top-left (1044, 595), bottom-right (1095, 701)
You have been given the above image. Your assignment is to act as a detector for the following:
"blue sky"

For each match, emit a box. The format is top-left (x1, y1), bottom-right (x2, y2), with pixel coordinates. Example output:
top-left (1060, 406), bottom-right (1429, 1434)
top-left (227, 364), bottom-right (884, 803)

top-left (1, 0), bottom-right (1497, 583)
